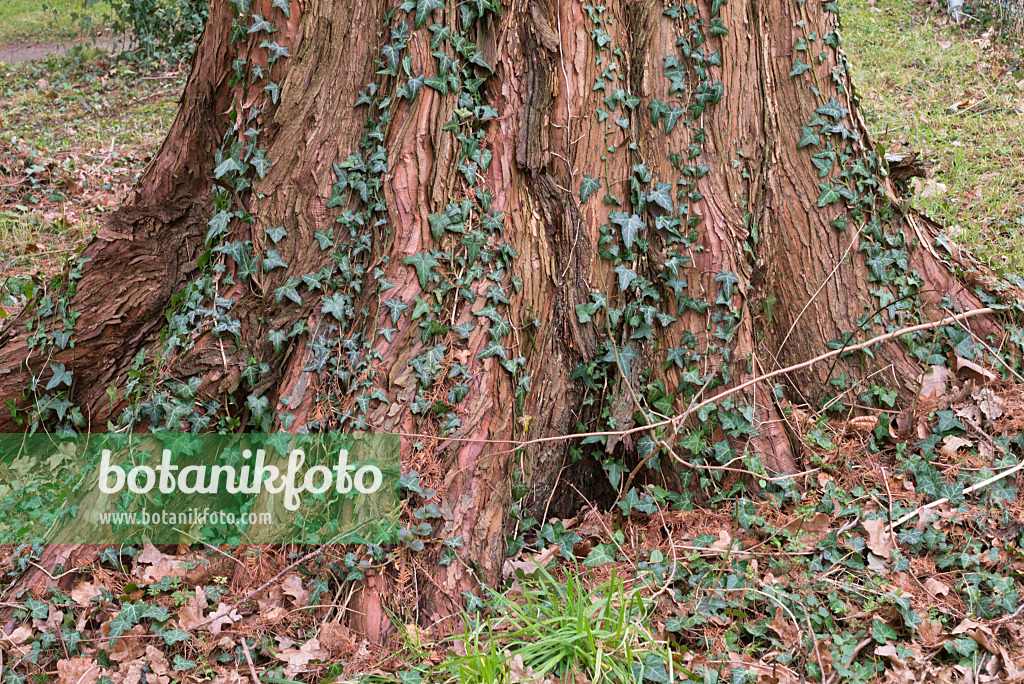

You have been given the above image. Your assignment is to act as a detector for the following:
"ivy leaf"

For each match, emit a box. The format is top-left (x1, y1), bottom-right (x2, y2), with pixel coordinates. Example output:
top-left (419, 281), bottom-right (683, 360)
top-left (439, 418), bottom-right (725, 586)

top-left (798, 126), bottom-right (820, 148)
top-left (46, 362), bottom-right (72, 390)
top-left (934, 410), bottom-right (966, 435)
top-left (817, 182), bottom-right (842, 207)
top-left (313, 230), bottom-right (334, 249)
top-left (664, 106), bottom-right (685, 134)
top-left (108, 602), bottom-right (169, 644)
top-left (603, 343), bottom-right (638, 379)
top-left (646, 182), bottom-right (674, 212)
top-left (268, 329), bottom-right (287, 353)
top-left (158, 628), bottom-right (191, 646)
top-left (321, 293), bottom-right (349, 322)
top-left (248, 14), bottom-right (276, 34)
top-left (477, 341), bottom-right (508, 360)
top-left (815, 96), bottom-right (849, 122)
top-left (614, 264), bottom-right (638, 291)
top-left (384, 298), bottom-right (409, 324)
top-left (610, 212), bottom-right (645, 249)
top-left (415, 0), bottom-right (444, 28)
top-left (274, 277), bottom-right (302, 304)
top-left (251, 151), bottom-right (271, 178)
top-left (264, 81), bottom-right (280, 104)
top-left (265, 226), bottom-right (287, 243)
top-left (213, 158), bottom-right (242, 178)
top-left (262, 249), bottom-right (288, 272)
top-left (714, 270), bottom-right (740, 301)
top-left (429, 23), bottom-right (451, 49)
top-left (790, 57), bottom-right (812, 76)
top-left (579, 174), bottom-right (601, 204)
top-left (403, 252), bottom-right (441, 289)
top-left (583, 543), bottom-right (619, 567)
top-left (272, 0), bottom-right (291, 17)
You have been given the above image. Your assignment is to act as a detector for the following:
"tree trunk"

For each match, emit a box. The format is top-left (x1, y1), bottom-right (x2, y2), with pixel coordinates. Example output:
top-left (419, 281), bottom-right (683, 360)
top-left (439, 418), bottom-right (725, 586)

top-left (0, 0), bottom-right (1011, 641)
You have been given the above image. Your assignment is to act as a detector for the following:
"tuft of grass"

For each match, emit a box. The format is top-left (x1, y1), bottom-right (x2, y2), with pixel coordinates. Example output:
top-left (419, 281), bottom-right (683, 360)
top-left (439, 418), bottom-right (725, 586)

top-left (0, 0), bottom-right (114, 46)
top-left (429, 568), bottom-right (681, 684)
top-left (842, 0), bottom-right (1024, 274)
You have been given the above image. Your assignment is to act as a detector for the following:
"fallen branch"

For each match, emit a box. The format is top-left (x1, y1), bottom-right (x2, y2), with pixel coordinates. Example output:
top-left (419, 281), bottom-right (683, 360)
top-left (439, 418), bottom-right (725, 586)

top-left (891, 447), bottom-right (1024, 530)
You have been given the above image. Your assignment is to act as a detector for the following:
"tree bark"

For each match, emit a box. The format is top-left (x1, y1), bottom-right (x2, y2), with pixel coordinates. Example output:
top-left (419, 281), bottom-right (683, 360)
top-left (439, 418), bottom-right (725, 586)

top-left (0, 0), bottom-right (1012, 641)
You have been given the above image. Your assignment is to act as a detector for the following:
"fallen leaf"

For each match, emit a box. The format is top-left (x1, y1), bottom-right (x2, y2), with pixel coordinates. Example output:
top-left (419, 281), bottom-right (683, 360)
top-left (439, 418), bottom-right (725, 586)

top-left (319, 622), bottom-right (357, 658)
top-left (940, 435), bottom-right (973, 458)
top-left (711, 529), bottom-right (733, 552)
top-left (110, 625), bottom-right (148, 663)
top-left (275, 638), bottom-right (328, 678)
top-left (281, 573), bottom-right (308, 607)
top-left (177, 586), bottom-right (208, 631)
top-left (952, 618), bottom-right (999, 654)
top-left (502, 545), bottom-right (559, 580)
top-left (862, 518), bottom-right (895, 558)
top-left (849, 415), bottom-right (879, 433)
top-left (783, 512), bottom-right (831, 535)
top-left (912, 177), bottom-right (949, 198)
top-left (32, 604), bottom-right (64, 633)
top-left (206, 603), bottom-right (242, 634)
top-left (145, 645), bottom-right (170, 676)
top-left (71, 581), bottom-right (102, 606)
top-left (135, 544), bottom-right (187, 585)
top-left (1, 625), bottom-right (32, 647)
top-left (924, 577), bottom-right (951, 597)
top-left (918, 619), bottom-right (945, 647)
top-left (769, 608), bottom-right (801, 648)
top-left (57, 657), bottom-right (100, 684)
top-left (974, 387), bottom-right (1004, 421)
top-left (951, 356), bottom-right (997, 385)
top-left (919, 365), bottom-right (954, 400)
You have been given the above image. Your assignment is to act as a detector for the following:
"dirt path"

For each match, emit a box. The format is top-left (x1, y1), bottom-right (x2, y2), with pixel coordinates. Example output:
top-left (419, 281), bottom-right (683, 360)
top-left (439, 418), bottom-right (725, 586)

top-left (0, 32), bottom-right (127, 64)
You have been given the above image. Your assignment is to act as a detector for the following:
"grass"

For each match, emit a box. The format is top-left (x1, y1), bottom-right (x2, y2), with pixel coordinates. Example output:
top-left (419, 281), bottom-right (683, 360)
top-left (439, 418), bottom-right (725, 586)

top-left (0, 0), bottom-right (114, 46)
top-left (433, 569), bottom-right (674, 684)
top-left (0, 51), bottom-right (182, 291)
top-left (842, 0), bottom-right (1024, 274)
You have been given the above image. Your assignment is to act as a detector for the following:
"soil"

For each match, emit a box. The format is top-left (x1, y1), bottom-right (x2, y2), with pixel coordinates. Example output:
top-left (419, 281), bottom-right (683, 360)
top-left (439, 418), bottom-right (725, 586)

top-left (0, 31), bottom-right (127, 64)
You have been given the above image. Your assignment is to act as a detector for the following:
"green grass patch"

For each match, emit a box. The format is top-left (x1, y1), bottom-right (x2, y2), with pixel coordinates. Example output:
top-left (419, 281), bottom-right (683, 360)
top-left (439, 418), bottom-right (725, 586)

top-left (0, 0), bottom-right (114, 46)
top-left (843, 0), bottom-right (1024, 274)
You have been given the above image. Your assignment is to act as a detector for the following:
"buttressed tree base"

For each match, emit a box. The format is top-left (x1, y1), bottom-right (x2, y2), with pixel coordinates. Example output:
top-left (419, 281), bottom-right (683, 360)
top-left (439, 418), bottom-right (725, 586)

top-left (1, 0), bottom-right (1018, 641)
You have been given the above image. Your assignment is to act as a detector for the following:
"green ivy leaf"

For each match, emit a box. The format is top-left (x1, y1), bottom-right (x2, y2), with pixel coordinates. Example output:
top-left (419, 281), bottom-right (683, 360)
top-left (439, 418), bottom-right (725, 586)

top-left (213, 157), bottom-right (243, 178)
top-left (815, 96), bottom-right (849, 122)
top-left (415, 0), bottom-right (444, 29)
top-left (46, 362), bottom-right (73, 390)
top-left (580, 174), bottom-right (602, 204)
top-left (265, 226), bottom-right (287, 243)
top-left (262, 249), bottom-right (288, 272)
top-left (274, 276), bottom-right (302, 304)
top-left (646, 181), bottom-right (674, 212)
top-left (403, 252), bottom-right (441, 289)
top-left (790, 57), bottom-right (812, 76)
top-left (817, 182), bottom-right (841, 207)
top-left (614, 264), bottom-right (638, 291)
top-left (610, 212), bottom-right (645, 249)
top-left (798, 126), bottom-right (820, 148)
top-left (477, 340), bottom-right (508, 360)
top-left (583, 543), bottom-right (619, 567)
top-left (248, 14), bottom-right (275, 34)
top-left (321, 293), bottom-right (349, 322)
top-left (272, 0), bottom-right (291, 17)
top-left (603, 343), bottom-right (638, 378)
